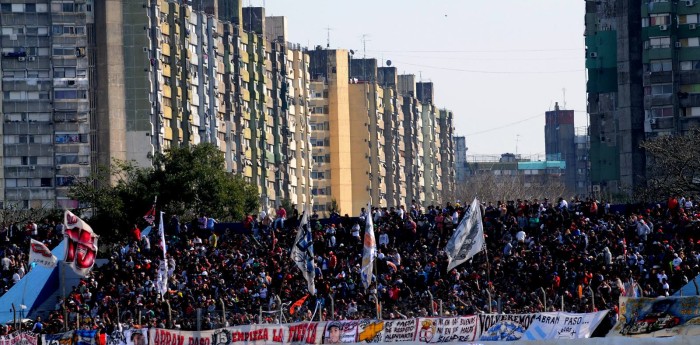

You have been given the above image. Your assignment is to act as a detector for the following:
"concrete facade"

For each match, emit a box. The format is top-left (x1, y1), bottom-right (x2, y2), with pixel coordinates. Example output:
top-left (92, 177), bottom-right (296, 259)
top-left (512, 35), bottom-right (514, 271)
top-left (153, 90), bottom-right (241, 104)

top-left (544, 102), bottom-right (576, 194)
top-left (1, 0), bottom-right (95, 209)
top-left (308, 48), bottom-right (354, 215)
top-left (0, 0), bottom-right (454, 213)
top-left (453, 136), bottom-right (468, 184)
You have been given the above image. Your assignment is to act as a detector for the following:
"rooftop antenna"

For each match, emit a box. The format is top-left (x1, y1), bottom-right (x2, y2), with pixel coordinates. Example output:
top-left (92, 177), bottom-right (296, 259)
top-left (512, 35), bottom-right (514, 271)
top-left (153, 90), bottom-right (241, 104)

top-left (325, 26), bottom-right (333, 48)
top-left (516, 134), bottom-right (520, 155)
top-left (361, 34), bottom-right (370, 59)
top-left (562, 88), bottom-right (567, 110)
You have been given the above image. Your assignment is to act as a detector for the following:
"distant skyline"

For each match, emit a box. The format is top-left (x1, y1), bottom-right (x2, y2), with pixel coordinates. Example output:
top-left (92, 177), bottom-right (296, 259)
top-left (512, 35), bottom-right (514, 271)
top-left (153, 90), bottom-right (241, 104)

top-left (255, 0), bottom-right (587, 156)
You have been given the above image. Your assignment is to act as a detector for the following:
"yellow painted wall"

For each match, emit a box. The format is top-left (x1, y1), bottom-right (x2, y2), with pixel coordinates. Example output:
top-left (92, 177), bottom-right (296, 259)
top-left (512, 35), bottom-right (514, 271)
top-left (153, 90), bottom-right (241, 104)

top-left (348, 83), bottom-right (371, 215)
top-left (327, 50), bottom-right (354, 216)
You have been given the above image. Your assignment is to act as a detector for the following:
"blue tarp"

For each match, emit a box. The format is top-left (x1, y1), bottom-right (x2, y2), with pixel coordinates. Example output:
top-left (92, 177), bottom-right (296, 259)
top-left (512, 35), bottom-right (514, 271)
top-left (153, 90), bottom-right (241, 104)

top-left (0, 241), bottom-right (64, 323)
top-left (673, 274), bottom-right (700, 297)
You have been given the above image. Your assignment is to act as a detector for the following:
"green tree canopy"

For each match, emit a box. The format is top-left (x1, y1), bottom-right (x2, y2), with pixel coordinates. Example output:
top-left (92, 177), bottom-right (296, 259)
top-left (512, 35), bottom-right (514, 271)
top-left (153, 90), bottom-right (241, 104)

top-left (639, 127), bottom-right (700, 201)
top-left (70, 143), bottom-right (259, 243)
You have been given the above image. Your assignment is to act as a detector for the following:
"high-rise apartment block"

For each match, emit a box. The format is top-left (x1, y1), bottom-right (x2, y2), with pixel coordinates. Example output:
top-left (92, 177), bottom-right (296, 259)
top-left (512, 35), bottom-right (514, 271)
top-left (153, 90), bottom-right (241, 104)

top-left (1, 0), bottom-right (454, 213)
top-left (545, 103), bottom-right (576, 192)
top-left (453, 136), bottom-right (468, 184)
top-left (586, 0), bottom-right (700, 197)
top-left (96, 1), bottom-right (313, 211)
top-left (305, 51), bottom-right (454, 215)
top-left (1, 0), bottom-right (96, 209)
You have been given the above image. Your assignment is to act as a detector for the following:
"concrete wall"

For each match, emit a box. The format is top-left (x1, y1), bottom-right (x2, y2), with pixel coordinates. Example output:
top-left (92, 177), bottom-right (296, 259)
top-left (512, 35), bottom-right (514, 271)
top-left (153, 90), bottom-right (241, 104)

top-left (94, 0), bottom-right (127, 170)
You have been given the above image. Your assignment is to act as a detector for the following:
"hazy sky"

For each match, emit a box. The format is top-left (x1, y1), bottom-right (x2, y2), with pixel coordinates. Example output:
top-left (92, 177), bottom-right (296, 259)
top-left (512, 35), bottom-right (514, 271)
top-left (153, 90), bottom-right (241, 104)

top-left (255, 0), bottom-right (587, 157)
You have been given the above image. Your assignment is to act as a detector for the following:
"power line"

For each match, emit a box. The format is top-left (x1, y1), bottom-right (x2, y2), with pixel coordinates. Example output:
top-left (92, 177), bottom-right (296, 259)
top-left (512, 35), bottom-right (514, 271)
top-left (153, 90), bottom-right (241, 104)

top-left (465, 110), bottom-right (590, 136)
top-left (393, 60), bottom-right (584, 74)
top-left (368, 48), bottom-right (581, 53)
top-left (373, 54), bottom-right (583, 61)
top-left (465, 113), bottom-right (544, 136)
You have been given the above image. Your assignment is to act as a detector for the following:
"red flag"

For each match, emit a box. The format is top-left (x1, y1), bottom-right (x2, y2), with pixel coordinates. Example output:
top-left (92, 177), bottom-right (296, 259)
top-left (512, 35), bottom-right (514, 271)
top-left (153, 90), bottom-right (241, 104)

top-left (289, 294), bottom-right (309, 315)
top-left (63, 210), bottom-right (99, 277)
top-left (143, 204), bottom-right (156, 225)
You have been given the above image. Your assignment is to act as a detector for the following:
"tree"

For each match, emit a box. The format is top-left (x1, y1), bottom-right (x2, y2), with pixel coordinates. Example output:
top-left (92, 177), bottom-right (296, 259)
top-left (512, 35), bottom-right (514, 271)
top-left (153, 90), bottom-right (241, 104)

top-left (639, 127), bottom-right (700, 201)
top-left (0, 201), bottom-right (59, 228)
top-left (280, 198), bottom-right (295, 218)
top-left (70, 143), bottom-right (259, 243)
top-left (454, 173), bottom-right (568, 204)
top-left (329, 198), bottom-right (340, 216)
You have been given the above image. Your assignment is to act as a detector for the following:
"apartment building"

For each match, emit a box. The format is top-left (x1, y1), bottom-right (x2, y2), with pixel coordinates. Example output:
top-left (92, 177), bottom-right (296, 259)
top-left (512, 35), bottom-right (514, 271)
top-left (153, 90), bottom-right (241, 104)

top-left (377, 66), bottom-right (407, 208)
top-left (348, 58), bottom-right (387, 213)
top-left (585, 0), bottom-right (644, 197)
top-left (586, 0), bottom-right (700, 198)
top-left (453, 136), bottom-right (469, 184)
top-left (1, 0), bottom-right (452, 213)
top-left (307, 48), bottom-right (353, 215)
top-left (641, 2), bottom-right (700, 136)
top-left (93, 1), bottom-right (313, 211)
top-left (1, 0), bottom-right (96, 209)
top-left (416, 82), bottom-right (444, 205)
top-left (439, 109), bottom-right (455, 200)
top-left (398, 74), bottom-right (426, 206)
top-left (544, 102), bottom-right (577, 194)
top-left (263, 15), bottom-right (313, 209)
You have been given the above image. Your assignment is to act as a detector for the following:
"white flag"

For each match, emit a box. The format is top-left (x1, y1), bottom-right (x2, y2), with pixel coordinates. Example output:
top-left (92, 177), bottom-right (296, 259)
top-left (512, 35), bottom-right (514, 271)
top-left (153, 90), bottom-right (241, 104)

top-left (63, 210), bottom-right (99, 277)
top-left (291, 211), bottom-right (315, 294)
top-left (156, 211), bottom-right (169, 296)
top-left (361, 202), bottom-right (376, 290)
top-left (29, 239), bottom-right (57, 268)
top-left (445, 198), bottom-right (485, 271)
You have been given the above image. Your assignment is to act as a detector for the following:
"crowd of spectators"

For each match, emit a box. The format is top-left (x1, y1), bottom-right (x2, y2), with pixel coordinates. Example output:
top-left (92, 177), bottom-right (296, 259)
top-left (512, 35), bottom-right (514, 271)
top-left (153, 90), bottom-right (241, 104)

top-left (2, 195), bottom-right (700, 335)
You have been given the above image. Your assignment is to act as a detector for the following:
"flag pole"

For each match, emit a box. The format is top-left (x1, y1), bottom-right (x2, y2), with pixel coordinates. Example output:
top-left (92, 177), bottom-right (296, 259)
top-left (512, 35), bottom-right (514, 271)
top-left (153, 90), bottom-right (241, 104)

top-left (478, 199), bottom-right (492, 294)
top-left (61, 210), bottom-right (67, 331)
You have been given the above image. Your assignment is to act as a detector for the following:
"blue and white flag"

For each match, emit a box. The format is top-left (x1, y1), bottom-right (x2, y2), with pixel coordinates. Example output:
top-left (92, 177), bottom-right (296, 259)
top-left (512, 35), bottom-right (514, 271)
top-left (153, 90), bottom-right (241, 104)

top-left (361, 202), bottom-right (376, 290)
top-left (156, 211), bottom-right (168, 297)
top-left (445, 198), bottom-right (485, 271)
top-left (291, 211), bottom-right (315, 294)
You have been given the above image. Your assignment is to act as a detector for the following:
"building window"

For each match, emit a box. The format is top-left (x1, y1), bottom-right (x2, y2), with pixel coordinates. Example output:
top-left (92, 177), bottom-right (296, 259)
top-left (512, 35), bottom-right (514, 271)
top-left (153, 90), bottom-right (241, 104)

top-left (680, 37), bottom-right (700, 47)
top-left (56, 177), bottom-right (76, 187)
top-left (21, 156), bottom-right (38, 165)
top-left (648, 37), bottom-right (671, 49)
top-left (651, 107), bottom-right (673, 118)
top-left (55, 134), bottom-right (88, 144)
top-left (684, 107), bottom-right (700, 117)
top-left (680, 60), bottom-right (700, 71)
top-left (680, 14), bottom-right (699, 24)
top-left (54, 90), bottom-right (87, 99)
top-left (40, 178), bottom-right (52, 187)
top-left (53, 67), bottom-right (77, 78)
top-left (649, 83), bottom-right (673, 96)
top-left (649, 59), bottom-right (672, 72)
top-left (649, 14), bottom-right (671, 26)
top-left (19, 135), bottom-right (35, 144)
top-left (680, 84), bottom-right (700, 94)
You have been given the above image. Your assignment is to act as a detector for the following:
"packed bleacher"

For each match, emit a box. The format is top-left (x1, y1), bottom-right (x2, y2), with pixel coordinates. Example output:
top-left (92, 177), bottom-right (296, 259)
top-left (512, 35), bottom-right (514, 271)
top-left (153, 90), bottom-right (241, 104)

top-left (2, 196), bottom-right (700, 335)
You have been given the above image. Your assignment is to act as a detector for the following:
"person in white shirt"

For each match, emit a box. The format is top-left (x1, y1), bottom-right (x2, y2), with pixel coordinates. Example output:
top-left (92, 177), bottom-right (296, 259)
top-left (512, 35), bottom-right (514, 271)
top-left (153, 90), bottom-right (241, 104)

top-left (657, 270), bottom-right (668, 284)
top-left (12, 271), bottom-right (21, 284)
top-left (397, 205), bottom-right (405, 220)
top-left (1, 256), bottom-right (10, 272)
top-left (558, 197), bottom-right (569, 210)
top-left (378, 231), bottom-right (389, 247)
top-left (374, 208), bottom-right (382, 223)
top-left (672, 253), bottom-right (683, 268)
top-left (351, 223), bottom-right (361, 241)
top-left (359, 208), bottom-right (368, 222)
